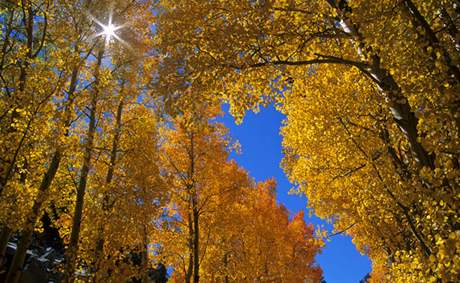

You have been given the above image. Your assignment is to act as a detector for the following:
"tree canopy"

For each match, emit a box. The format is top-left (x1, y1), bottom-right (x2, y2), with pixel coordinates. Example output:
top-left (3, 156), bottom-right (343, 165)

top-left (1, 0), bottom-right (459, 282)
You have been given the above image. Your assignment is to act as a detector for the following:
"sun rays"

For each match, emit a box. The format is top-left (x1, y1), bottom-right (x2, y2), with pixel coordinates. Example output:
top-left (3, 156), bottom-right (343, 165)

top-left (88, 10), bottom-right (129, 48)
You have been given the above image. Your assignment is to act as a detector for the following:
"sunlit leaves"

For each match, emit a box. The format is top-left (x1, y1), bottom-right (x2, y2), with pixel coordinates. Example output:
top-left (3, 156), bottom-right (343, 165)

top-left (155, 0), bottom-right (460, 281)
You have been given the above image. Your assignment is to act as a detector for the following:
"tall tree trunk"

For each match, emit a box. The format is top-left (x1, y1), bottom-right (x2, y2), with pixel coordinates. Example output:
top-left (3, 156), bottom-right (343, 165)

top-left (4, 63), bottom-right (80, 283)
top-left (192, 204), bottom-right (199, 283)
top-left (365, 63), bottom-right (433, 169)
top-left (94, 87), bottom-right (125, 280)
top-left (185, 210), bottom-right (193, 283)
top-left (63, 47), bottom-right (104, 283)
top-left (189, 130), bottom-right (199, 283)
top-left (141, 225), bottom-right (149, 282)
top-left (223, 252), bottom-right (229, 283)
top-left (0, 4), bottom-right (34, 267)
top-left (185, 130), bottom-right (197, 283)
top-left (4, 152), bottom-right (61, 283)
top-left (402, 0), bottom-right (460, 83)
top-left (401, 0), bottom-right (460, 151)
top-left (328, 0), bottom-right (433, 169)
top-left (0, 227), bottom-right (12, 272)
top-left (0, 1), bottom-right (34, 195)
top-left (0, 4), bottom-right (43, 264)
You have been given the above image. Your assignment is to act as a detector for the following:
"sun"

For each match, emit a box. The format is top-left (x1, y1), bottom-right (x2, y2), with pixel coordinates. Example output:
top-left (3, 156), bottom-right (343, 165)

top-left (89, 12), bottom-right (127, 47)
top-left (102, 23), bottom-right (117, 40)
top-left (96, 17), bottom-right (122, 45)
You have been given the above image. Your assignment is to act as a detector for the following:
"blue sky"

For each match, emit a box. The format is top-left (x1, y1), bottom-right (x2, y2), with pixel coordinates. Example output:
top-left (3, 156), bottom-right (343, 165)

top-left (219, 104), bottom-right (371, 283)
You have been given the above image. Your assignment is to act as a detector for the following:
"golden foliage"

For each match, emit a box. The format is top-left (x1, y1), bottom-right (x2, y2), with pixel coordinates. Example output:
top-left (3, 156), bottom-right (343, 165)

top-left (0, 1), bottom-right (322, 282)
top-left (155, 0), bottom-right (460, 281)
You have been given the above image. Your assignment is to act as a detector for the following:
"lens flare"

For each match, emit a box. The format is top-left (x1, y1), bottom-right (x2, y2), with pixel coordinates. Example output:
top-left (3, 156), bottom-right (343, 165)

top-left (89, 11), bottom-right (128, 47)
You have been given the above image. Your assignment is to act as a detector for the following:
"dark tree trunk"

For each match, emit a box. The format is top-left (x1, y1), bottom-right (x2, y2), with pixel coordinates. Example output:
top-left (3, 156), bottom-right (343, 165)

top-left (0, 227), bottom-right (12, 272)
top-left (5, 152), bottom-right (61, 283)
top-left (63, 47), bottom-right (104, 283)
top-left (185, 210), bottom-right (193, 283)
top-left (328, 0), bottom-right (434, 169)
top-left (94, 87), bottom-right (125, 278)
top-left (402, 0), bottom-right (460, 83)
top-left (4, 57), bottom-right (80, 283)
top-left (192, 205), bottom-right (199, 283)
